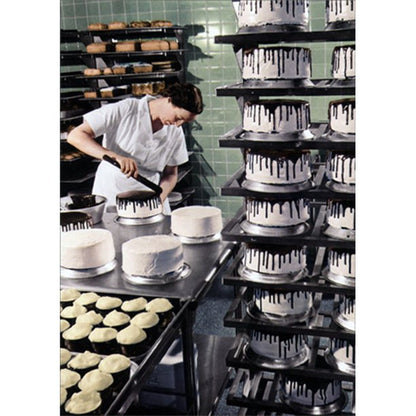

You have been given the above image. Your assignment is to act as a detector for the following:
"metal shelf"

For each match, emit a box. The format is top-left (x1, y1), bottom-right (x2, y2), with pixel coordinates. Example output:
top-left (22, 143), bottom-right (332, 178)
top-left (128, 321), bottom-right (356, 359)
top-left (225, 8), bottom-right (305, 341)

top-left (218, 125), bottom-right (355, 151)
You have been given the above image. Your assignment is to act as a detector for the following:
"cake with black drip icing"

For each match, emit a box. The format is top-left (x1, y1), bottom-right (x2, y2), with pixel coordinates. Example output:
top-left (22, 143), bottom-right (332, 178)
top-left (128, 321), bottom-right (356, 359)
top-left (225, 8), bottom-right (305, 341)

top-left (325, 0), bottom-right (355, 29)
top-left (332, 45), bottom-right (355, 80)
top-left (242, 47), bottom-right (311, 81)
top-left (236, 0), bottom-right (310, 30)
top-left (327, 248), bottom-right (355, 279)
top-left (246, 197), bottom-right (310, 227)
top-left (328, 98), bottom-right (355, 135)
top-left (326, 199), bottom-right (355, 231)
top-left (116, 190), bottom-right (162, 219)
top-left (326, 151), bottom-right (355, 186)
top-left (243, 99), bottom-right (311, 134)
top-left (245, 149), bottom-right (311, 185)
top-left (243, 244), bottom-right (306, 275)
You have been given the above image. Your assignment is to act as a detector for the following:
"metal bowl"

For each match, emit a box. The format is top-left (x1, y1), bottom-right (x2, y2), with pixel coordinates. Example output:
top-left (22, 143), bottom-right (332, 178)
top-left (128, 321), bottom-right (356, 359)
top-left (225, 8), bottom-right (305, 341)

top-left (60, 194), bottom-right (107, 224)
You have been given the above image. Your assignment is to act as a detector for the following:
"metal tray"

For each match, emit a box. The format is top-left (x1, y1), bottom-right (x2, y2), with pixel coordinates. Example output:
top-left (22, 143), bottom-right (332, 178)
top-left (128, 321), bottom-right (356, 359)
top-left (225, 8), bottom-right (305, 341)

top-left (122, 263), bottom-right (191, 285)
top-left (61, 259), bottom-right (117, 279)
top-left (242, 178), bottom-right (315, 194)
top-left (238, 262), bottom-right (307, 284)
top-left (172, 232), bottom-right (222, 245)
top-left (113, 213), bottom-right (165, 226)
top-left (239, 129), bottom-right (314, 142)
top-left (241, 220), bottom-right (311, 237)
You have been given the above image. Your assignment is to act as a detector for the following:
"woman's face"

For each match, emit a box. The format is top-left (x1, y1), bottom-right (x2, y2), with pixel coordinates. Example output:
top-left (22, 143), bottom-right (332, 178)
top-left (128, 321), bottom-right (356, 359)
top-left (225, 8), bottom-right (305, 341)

top-left (161, 99), bottom-right (197, 127)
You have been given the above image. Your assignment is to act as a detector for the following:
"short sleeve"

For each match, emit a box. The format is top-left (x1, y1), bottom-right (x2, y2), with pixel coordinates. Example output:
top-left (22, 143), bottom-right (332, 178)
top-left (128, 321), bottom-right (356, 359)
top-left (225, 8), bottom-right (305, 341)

top-left (166, 127), bottom-right (189, 167)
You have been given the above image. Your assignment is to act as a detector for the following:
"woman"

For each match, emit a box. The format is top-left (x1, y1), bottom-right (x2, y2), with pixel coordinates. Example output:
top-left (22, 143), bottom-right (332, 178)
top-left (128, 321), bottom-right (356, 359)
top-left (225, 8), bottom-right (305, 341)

top-left (67, 83), bottom-right (203, 213)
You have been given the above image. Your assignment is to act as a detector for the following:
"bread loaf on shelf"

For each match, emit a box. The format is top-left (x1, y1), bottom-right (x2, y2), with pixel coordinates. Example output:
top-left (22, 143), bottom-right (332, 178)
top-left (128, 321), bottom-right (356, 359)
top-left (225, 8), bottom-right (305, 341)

top-left (108, 21), bottom-right (127, 30)
top-left (83, 68), bottom-right (102, 76)
top-left (88, 23), bottom-right (108, 30)
top-left (103, 67), bottom-right (114, 75)
top-left (83, 91), bottom-right (98, 98)
top-left (140, 40), bottom-right (163, 51)
top-left (115, 41), bottom-right (138, 52)
top-left (151, 20), bottom-right (173, 27)
top-left (112, 66), bottom-right (127, 74)
top-left (132, 63), bottom-right (153, 73)
top-left (168, 40), bottom-right (179, 50)
top-left (129, 21), bottom-right (151, 28)
top-left (86, 42), bottom-right (115, 53)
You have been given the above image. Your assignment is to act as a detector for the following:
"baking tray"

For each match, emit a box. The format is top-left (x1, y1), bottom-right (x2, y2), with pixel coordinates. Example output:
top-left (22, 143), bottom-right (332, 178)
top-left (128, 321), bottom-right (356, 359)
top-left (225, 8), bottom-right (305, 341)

top-left (122, 263), bottom-right (191, 285)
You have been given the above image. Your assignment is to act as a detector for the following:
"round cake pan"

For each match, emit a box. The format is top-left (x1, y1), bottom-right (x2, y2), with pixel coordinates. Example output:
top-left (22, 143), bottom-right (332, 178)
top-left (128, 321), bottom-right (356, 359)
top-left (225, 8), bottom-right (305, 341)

top-left (324, 347), bottom-right (355, 376)
top-left (61, 259), bottom-right (117, 279)
top-left (242, 179), bottom-right (315, 194)
top-left (241, 220), bottom-right (310, 237)
top-left (60, 195), bottom-right (107, 225)
top-left (243, 342), bottom-right (310, 370)
top-left (239, 128), bottom-right (314, 142)
top-left (114, 213), bottom-right (165, 226)
top-left (321, 267), bottom-right (355, 288)
top-left (122, 263), bottom-right (191, 285)
top-left (171, 232), bottom-right (222, 245)
top-left (246, 301), bottom-right (315, 326)
top-left (322, 224), bottom-right (355, 241)
top-left (238, 263), bottom-right (307, 284)
top-left (325, 180), bottom-right (355, 194)
top-left (279, 389), bottom-right (348, 415)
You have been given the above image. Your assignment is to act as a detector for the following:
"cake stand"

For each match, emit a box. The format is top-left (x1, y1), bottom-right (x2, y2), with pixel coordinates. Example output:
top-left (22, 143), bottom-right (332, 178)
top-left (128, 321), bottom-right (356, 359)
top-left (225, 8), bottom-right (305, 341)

top-left (325, 180), bottom-right (355, 194)
top-left (241, 220), bottom-right (310, 237)
top-left (172, 232), bottom-right (222, 245)
top-left (321, 266), bottom-right (355, 287)
top-left (279, 389), bottom-right (348, 415)
top-left (324, 347), bottom-right (355, 376)
top-left (242, 79), bottom-right (314, 88)
top-left (322, 224), bottom-right (355, 241)
top-left (238, 24), bottom-right (308, 34)
top-left (330, 78), bottom-right (355, 88)
top-left (113, 213), bottom-right (165, 226)
top-left (321, 128), bottom-right (355, 142)
top-left (246, 301), bottom-right (315, 326)
top-left (60, 259), bottom-right (118, 279)
top-left (239, 128), bottom-right (314, 142)
top-left (238, 262), bottom-right (307, 284)
top-left (122, 263), bottom-right (191, 286)
top-left (332, 309), bottom-right (355, 332)
top-left (242, 178), bottom-right (315, 194)
top-left (243, 341), bottom-right (310, 370)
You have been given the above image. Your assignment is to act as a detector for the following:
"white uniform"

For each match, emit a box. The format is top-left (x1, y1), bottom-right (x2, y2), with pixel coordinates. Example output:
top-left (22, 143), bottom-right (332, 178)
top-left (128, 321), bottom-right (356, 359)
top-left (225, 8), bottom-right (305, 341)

top-left (84, 96), bottom-right (189, 214)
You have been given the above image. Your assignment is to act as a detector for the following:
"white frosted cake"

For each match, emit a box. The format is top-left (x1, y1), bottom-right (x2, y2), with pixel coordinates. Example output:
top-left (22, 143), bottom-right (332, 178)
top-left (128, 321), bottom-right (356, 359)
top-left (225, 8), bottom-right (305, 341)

top-left (116, 190), bottom-right (162, 218)
top-left (328, 248), bottom-right (355, 278)
top-left (326, 200), bottom-right (355, 231)
top-left (331, 338), bottom-right (355, 366)
top-left (253, 289), bottom-right (313, 317)
top-left (171, 205), bottom-right (223, 238)
top-left (332, 45), bottom-right (355, 79)
top-left (281, 375), bottom-right (343, 407)
top-left (249, 330), bottom-right (308, 361)
top-left (243, 99), bottom-right (310, 134)
top-left (236, 0), bottom-right (310, 29)
top-left (246, 197), bottom-right (310, 227)
top-left (328, 98), bottom-right (355, 135)
top-left (61, 229), bottom-right (115, 269)
top-left (337, 295), bottom-right (355, 329)
top-left (326, 151), bottom-right (355, 185)
top-left (326, 0), bottom-right (355, 27)
top-left (243, 244), bottom-right (306, 275)
top-left (246, 149), bottom-right (311, 185)
top-left (122, 235), bottom-right (184, 276)
top-left (242, 47), bottom-right (311, 80)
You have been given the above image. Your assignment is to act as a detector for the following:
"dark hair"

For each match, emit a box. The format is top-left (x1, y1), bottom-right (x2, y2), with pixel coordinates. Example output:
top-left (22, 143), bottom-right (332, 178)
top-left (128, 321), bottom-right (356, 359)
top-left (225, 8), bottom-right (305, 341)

top-left (162, 83), bottom-right (204, 115)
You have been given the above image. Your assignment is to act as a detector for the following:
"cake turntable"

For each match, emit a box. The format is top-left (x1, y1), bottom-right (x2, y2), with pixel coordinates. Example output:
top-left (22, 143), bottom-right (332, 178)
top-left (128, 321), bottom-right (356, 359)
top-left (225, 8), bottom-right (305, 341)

top-left (322, 224), bottom-right (355, 241)
top-left (325, 20), bottom-right (355, 31)
top-left (238, 262), bottom-right (307, 284)
top-left (324, 346), bottom-right (355, 376)
top-left (279, 389), bottom-right (348, 416)
top-left (325, 180), bottom-right (355, 194)
top-left (246, 300), bottom-right (315, 326)
top-left (237, 24), bottom-right (308, 34)
top-left (61, 259), bottom-right (118, 279)
top-left (239, 128), bottom-right (314, 142)
top-left (321, 266), bottom-right (355, 287)
top-left (241, 219), bottom-right (310, 237)
top-left (171, 232), bottom-right (222, 245)
top-left (243, 340), bottom-right (310, 370)
top-left (113, 213), bottom-right (165, 226)
top-left (242, 178), bottom-right (315, 194)
top-left (330, 78), bottom-right (355, 88)
top-left (242, 79), bottom-right (314, 88)
top-left (332, 296), bottom-right (355, 332)
top-left (122, 263), bottom-right (191, 285)
top-left (321, 128), bottom-right (355, 142)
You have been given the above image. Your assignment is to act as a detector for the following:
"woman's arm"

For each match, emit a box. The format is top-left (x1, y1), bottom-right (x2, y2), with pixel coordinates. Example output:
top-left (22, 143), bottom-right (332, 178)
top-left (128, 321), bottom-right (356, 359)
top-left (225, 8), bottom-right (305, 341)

top-left (159, 165), bottom-right (178, 203)
top-left (67, 121), bottom-right (138, 178)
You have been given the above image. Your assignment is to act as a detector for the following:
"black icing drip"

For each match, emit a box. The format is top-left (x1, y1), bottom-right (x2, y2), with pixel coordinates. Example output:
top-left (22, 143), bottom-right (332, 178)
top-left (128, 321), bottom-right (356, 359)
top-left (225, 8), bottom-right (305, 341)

top-left (247, 197), bottom-right (309, 222)
top-left (244, 47), bottom-right (311, 79)
top-left (244, 244), bottom-right (305, 272)
top-left (328, 247), bottom-right (355, 275)
top-left (332, 45), bottom-right (355, 78)
top-left (254, 288), bottom-right (310, 310)
top-left (327, 199), bottom-right (355, 229)
top-left (116, 190), bottom-right (160, 213)
top-left (60, 212), bottom-right (92, 232)
top-left (332, 338), bottom-right (355, 363)
top-left (329, 99), bottom-right (355, 128)
top-left (239, 0), bottom-right (309, 17)
top-left (246, 150), bottom-right (310, 181)
top-left (338, 294), bottom-right (355, 315)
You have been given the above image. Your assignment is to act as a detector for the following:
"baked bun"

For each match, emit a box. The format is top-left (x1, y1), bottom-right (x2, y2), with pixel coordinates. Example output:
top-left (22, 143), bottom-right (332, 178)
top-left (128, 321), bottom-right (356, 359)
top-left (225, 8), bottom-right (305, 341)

top-left (168, 41), bottom-right (179, 50)
top-left (108, 21), bottom-right (127, 30)
top-left (86, 42), bottom-right (114, 53)
top-left (103, 67), bottom-right (113, 75)
top-left (88, 23), bottom-right (108, 30)
top-left (84, 91), bottom-right (98, 98)
top-left (129, 21), bottom-right (151, 28)
top-left (112, 66), bottom-right (127, 74)
top-left (84, 68), bottom-right (102, 76)
top-left (132, 63), bottom-right (153, 73)
top-left (151, 20), bottom-right (173, 27)
top-left (115, 41), bottom-right (138, 52)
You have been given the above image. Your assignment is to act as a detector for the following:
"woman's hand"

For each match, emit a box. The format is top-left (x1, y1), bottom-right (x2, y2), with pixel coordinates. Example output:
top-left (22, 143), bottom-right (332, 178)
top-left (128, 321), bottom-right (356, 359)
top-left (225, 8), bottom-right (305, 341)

top-left (113, 155), bottom-right (139, 179)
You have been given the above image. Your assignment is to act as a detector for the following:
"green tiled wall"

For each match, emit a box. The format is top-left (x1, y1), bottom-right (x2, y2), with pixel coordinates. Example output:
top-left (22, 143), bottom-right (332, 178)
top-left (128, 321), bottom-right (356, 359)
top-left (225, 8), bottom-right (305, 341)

top-left (61, 0), bottom-right (353, 219)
